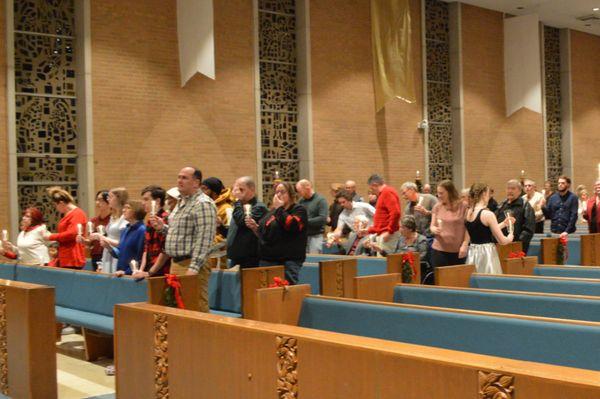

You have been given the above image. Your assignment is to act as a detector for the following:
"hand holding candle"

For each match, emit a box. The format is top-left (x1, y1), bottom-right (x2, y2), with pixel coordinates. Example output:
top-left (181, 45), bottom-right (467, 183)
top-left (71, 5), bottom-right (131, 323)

top-left (77, 223), bottom-right (83, 236)
top-left (87, 221), bottom-right (94, 235)
top-left (151, 200), bottom-right (156, 216)
top-left (130, 259), bottom-right (139, 273)
top-left (1, 230), bottom-right (7, 242)
top-left (243, 204), bottom-right (252, 218)
top-left (97, 225), bottom-right (105, 236)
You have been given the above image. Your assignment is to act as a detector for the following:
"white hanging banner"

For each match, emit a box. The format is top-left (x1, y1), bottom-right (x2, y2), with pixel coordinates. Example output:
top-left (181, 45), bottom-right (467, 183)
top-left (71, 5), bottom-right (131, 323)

top-left (177, 0), bottom-right (215, 86)
top-left (504, 14), bottom-right (542, 117)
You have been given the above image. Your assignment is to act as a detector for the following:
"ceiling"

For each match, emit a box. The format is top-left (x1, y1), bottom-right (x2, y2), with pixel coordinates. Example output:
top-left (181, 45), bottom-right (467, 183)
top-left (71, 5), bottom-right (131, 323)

top-left (444, 0), bottom-right (600, 36)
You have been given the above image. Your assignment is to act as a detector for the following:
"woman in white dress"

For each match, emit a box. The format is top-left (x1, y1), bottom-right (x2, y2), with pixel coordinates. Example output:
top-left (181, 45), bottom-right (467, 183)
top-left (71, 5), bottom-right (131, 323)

top-left (91, 187), bottom-right (128, 273)
top-left (464, 183), bottom-right (514, 274)
top-left (0, 207), bottom-right (49, 266)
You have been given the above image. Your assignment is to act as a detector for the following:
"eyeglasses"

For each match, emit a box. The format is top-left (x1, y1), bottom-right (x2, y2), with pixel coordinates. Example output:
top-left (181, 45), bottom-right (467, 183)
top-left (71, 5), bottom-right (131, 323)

top-left (275, 190), bottom-right (288, 195)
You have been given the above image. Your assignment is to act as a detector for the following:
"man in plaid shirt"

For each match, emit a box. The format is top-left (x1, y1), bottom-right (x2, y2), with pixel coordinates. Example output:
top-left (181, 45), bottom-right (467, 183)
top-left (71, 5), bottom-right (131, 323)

top-left (151, 167), bottom-right (217, 312)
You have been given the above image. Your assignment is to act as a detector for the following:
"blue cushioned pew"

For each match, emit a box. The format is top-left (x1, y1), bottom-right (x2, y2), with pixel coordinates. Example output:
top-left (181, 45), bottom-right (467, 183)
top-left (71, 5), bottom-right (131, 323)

top-left (297, 295), bottom-right (600, 371)
top-left (535, 265), bottom-right (600, 279)
top-left (392, 284), bottom-right (600, 322)
top-left (306, 254), bottom-right (388, 276)
top-left (470, 273), bottom-right (600, 296)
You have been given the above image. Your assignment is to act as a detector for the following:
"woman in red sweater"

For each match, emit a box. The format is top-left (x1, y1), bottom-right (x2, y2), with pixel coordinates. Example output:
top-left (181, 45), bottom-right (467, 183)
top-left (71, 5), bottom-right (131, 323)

top-left (44, 187), bottom-right (88, 269)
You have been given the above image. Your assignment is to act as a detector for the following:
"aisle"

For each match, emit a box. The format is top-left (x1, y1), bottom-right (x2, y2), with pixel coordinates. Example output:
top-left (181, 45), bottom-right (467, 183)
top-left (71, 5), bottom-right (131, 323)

top-left (57, 334), bottom-right (115, 399)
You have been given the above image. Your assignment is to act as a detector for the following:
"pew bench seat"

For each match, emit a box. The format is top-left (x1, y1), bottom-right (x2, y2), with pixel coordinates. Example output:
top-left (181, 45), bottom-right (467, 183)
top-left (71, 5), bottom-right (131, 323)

top-left (298, 295), bottom-right (600, 371)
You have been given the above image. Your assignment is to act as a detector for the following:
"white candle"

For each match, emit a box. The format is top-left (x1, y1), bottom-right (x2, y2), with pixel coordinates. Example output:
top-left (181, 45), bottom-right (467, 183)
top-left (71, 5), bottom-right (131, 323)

top-left (77, 223), bottom-right (83, 235)
top-left (151, 200), bottom-right (156, 216)
top-left (416, 170), bottom-right (421, 178)
top-left (326, 232), bottom-right (335, 244)
top-left (130, 259), bottom-right (139, 272)
top-left (520, 170), bottom-right (525, 177)
top-left (97, 225), bottom-right (105, 236)
top-left (274, 170), bottom-right (280, 180)
top-left (417, 196), bottom-right (423, 206)
top-left (87, 221), bottom-right (94, 235)
top-left (243, 204), bottom-right (252, 217)
top-left (1, 230), bottom-right (7, 242)
top-left (437, 219), bottom-right (443, 229)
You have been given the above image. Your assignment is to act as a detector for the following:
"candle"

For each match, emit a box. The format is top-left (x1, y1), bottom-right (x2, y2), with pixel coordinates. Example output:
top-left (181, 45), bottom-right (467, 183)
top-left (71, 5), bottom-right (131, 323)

top-left (416, 170), bottom-right (421, 178)
top-left (417, 196), bottom-right (423, 207)
top-left (243, 204), bottom-right (252, 217)
top-left (274, 170), bottom-right (280, 180)
top-left (1, 230), bottom-right (7, 242)
top-left (130, 259), bottom-right (139, 272)
top-left (97, 225), bottom-right (105, 236)
top-left (520, 170), bottom-right (525, 177)
top-left (87, 221), bottom-right (94, 235)
top-left (326, 232), bottom-right (336, 244)
top-left (77, 223), bottom-right (83, 235)
top-left (151, 200), bottom-right (156, 216)
top-left (437, 219), bottom-right (443, 229)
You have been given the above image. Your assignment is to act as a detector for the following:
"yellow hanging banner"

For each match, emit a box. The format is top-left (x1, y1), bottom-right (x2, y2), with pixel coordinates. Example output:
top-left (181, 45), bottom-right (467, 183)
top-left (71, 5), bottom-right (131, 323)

top-left (371, 0), bottom-right (416, 112)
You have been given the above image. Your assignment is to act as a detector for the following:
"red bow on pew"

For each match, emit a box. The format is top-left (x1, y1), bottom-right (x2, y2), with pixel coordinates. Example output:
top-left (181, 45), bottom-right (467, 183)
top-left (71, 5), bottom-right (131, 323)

top-left (401, 252), bottom-right (417, 283)
top-left (508, 251), bottom-right (526, 259)
top-left (269, 276), bottom-right (290, 288)
top-left (164, 274), bottom-right (185, 309)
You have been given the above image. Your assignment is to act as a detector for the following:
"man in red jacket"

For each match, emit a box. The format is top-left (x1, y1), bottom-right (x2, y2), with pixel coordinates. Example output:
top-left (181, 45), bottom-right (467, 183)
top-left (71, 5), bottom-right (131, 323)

top-left (366, 174), bottom-right (401, 255)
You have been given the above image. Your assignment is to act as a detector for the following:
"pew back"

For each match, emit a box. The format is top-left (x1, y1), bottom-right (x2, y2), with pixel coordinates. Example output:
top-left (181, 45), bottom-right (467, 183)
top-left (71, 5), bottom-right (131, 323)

top-left (535, 265), bottom-right (600, 279)
top-left (470, 273), bottom-right (600, 296)
top-left (393, 284), bottom-right (600, 322)
top-left (115, 302), bottom-right (600, 398)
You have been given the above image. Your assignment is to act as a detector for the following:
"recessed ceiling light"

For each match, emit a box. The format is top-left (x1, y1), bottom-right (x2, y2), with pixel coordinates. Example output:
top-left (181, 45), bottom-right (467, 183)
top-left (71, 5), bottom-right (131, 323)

top-left (585, 23), bottom-right (592, 27)
top-left (593, 7), bottom-right (600, 11)
top-left (516, 6), bottom-right (525, 10)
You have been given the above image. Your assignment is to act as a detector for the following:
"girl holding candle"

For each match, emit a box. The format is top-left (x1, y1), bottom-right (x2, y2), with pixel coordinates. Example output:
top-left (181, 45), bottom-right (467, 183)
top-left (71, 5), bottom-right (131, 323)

top-left (464, 183), bottom-right (514, 274)
top-left (0, 208), bottom-right (49, 265)
top-left (429, 180), bottom-right (469, 271)
top-left (112, 201), bottom-right (147, 276)
top-left (94, 187), bottom-right (129, 273)
top-left (44, 187), bottom-right (87, 269)
top-left (77, 191), bottom-right (110, 271)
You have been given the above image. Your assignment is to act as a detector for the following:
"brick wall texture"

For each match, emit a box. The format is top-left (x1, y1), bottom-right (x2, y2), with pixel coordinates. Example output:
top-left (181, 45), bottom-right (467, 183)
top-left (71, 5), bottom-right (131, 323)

top-left (570, 30), bottom-right (600, 189)
top-left (461, 4), bottom-right (545, 194)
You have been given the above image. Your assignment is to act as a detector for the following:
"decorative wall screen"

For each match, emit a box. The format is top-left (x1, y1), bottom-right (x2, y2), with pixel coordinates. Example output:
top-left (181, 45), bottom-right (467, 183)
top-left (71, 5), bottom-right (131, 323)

top-left (425, 0), bottom-right (453, 187)
top-left (13, 0), bottom-right (79, 230)
top-left (543, 26), bottom-right (563, 183)
top-left (258, 0), bottom-right (299, 201)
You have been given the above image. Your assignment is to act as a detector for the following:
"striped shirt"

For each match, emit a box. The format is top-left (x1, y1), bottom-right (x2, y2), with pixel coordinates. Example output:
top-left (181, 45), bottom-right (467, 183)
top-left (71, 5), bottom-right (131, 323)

top-left (164, 191), bottom-right (217, 273)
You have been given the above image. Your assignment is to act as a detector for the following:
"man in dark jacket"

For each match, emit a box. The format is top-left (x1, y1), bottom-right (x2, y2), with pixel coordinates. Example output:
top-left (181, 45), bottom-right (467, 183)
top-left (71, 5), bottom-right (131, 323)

top-left (226, 177), bottom-right (268, 268)
top-left (495, 180), bottom-right (536, 253)
top-left (542, 175), bottom-right (579, 236)
top-left (296, 179), bottom-right (328, 253)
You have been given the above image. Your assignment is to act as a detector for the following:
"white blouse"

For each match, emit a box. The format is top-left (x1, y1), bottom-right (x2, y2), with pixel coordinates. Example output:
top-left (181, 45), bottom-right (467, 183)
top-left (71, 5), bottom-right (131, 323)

top-left (100, 215), bottom-right (127, 273)
top-left (14, 224), bottom-right (50, 265)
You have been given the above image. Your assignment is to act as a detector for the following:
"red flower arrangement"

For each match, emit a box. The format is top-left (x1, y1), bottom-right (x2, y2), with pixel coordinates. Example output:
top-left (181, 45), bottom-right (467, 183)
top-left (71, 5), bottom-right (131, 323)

top-left (269, 276), bottom-right (290, 288)
top-left (508, 251), bottom-right (526, 259)
top-left (164, 274), bottom-right (185, 309)
top-left (401, 252), bottom-right (417, 283)
top-left (557, 235), bottom-right (568, 265)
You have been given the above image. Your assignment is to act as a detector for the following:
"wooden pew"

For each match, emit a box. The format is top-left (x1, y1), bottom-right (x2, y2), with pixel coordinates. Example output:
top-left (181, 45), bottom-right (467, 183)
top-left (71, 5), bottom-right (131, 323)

top-left (115, 302), bottom-right (600, 398)
top-left (147, 275), bottom-right (201, 310)
top-left (0, 279), bottom-right (57, 399)
top-left (386, 252), bottom-right (420, 284)
top-left (435, 264), bottom-right (476, 287)
top-left (354, 273), bottom-right (402, 302)
top-left (581, 233), bottom-right (600, 266)
top-left (496, 242), bottom-right (523, 272)
top-left (319, 258), bottom-right (357, 297)
top-left (255, 284), bottom-right (311, 325)
top-left (241, 266), bottom-right (284, 319)
top-left (541, 237), bottom-right (559, 264)
top-left (503, 256), bottom-right (537, 275)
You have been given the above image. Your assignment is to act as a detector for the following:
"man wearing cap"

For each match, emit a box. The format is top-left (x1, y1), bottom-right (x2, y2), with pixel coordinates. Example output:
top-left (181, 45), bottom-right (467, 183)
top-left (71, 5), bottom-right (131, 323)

top-left (201, 177), bottom-right (235, 268)
top-left (151, 167), bottom-right (216, 312)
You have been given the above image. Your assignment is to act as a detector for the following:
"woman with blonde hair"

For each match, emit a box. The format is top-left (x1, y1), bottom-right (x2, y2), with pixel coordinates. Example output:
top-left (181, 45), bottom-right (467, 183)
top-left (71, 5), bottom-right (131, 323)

top-left (464, 183), bottom-right (514, 274)
top-left (44, 187), bottom-right (87, 268)
top-left (90, 187), bottom-right (128, 273)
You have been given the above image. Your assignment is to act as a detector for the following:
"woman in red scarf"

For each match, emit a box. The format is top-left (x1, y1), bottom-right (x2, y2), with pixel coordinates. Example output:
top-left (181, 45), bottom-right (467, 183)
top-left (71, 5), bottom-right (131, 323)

top-left (0, 207), bottom-right (50, 265)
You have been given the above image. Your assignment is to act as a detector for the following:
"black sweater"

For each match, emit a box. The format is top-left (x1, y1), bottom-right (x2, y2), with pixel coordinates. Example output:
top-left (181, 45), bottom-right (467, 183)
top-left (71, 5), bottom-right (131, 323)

top-left (258, 204), bottom-right (308, 262)
top-left (226, 198), bottom-right (268, 262)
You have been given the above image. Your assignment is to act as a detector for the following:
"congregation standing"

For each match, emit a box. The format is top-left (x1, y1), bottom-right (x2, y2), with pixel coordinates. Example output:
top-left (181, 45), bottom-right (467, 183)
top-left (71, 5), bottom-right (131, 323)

top-left (1, 166), bottom-right (596, 312)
